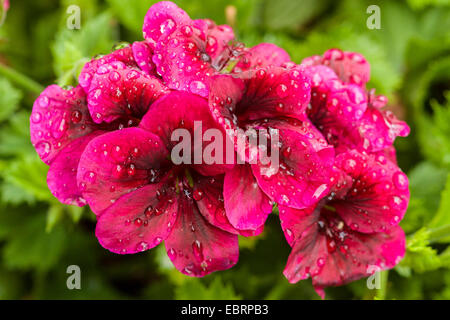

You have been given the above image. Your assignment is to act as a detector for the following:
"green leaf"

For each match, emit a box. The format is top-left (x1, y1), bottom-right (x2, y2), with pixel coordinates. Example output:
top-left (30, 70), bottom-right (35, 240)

top-left (175, 277), bottom-right (241, 300)
top-left (400, 162), bottom-right (448, 232)
top-left (429, 173), bottom-right (450, 237)
top-left (51, 12), bottom-right (117, 85)
top-left (0, 77), bottom-right (22, 122)
top-left (1, 211), bottom-right (67, 272)
top-left (106, 0), bottom-right (154, 34)
top-left (398, 228), bottom-right (441, 274)
top-left (3, 154), bottom-right (53, 203)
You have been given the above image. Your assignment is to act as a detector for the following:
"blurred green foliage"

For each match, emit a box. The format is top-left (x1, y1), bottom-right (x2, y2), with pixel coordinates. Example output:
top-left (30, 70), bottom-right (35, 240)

top-left (0, 0), bottom-right (449, 300)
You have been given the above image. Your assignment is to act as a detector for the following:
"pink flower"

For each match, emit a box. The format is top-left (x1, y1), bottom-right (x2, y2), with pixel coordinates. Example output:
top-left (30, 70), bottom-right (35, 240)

top-left (280, 150), bottom-right (409, 297)
top-left (143, 1), bottom-right (238, 97)
top-left (301, 50), bottom-right (410, 153)
top-left (208, 66), bottom-right (335, 230)
top-left (77, 91), bottom-right (257, 276)
top-left (30, 45), bottom-right (169, 206)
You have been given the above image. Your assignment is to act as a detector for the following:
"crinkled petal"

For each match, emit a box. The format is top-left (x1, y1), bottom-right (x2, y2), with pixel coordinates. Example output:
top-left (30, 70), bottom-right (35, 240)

top-left (152, 21), bottom-right (235, 97)
top-left (331, 150), bottom-right (410, 233)
top-left (30, 85), bottom-right (95, 165)
top-left (140, 91), bottom-right (233, 176)
top-left (210, 67), bottom-right (311, 127)
top-left (322, 49), bottom-right (371, 87)
top-left (77, 127), bottom-right (169, 215)
top-left (47, 131), bottom-right (104, 207)
top-left (142, 1), bottom-right (191, 47)
top-left (132, 41), bottom-right (156, 75)
top-left (280, 206), bottom-right (327, 283)
top-left (78, 46), bottom-right (137, 91)
top-left (194, 174), bottom-right (263, 237)
top-left (95, 179), bottom-right (179, 254)
top-left (234, 43), bottom-right (291, 72)
top-left (224, 165), bottom-right (272, 230)
top-left (311, 225), bottom-right (405, 288)
top-left (251, 119), bottom-right (335, 209)
top-left (164, 197), bottom-right (239, 277)
top-left (87, 61), bottom-right (169, 124)
top-left (358, 107), bottom-right (410, 152)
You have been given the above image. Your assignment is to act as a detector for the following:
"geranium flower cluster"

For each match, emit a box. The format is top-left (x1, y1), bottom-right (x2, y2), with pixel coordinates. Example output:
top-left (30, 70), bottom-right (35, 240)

top-left (30, 1), bottom-right (410, 297)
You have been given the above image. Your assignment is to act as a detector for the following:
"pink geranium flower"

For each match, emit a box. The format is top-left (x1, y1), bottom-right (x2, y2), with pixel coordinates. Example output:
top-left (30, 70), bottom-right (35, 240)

top-left (77, 91), bottom-right (258, 276)
top-left (301, 49), bottom-right (410, 153)
top-left (209, 66), bottom-right (335, 230)
top-left (280, 150), bottom-right (409, 297)
top-left (143, 1), bottom-right (238, 97)
top-left (30, 44), bottom-right (169, 206)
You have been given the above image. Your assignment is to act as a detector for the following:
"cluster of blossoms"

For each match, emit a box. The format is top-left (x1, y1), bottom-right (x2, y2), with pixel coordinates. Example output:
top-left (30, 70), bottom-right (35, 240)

top-left (30, 1), bottom-right (410, 297)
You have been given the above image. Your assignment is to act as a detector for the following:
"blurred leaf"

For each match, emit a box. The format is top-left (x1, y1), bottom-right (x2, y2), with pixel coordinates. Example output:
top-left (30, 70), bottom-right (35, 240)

top-left (0, 111), bottom-right (34, 157)
top-left (401, 162), bottom-right (448, 233)
top-left (1, 211), bottom-right (67, 272)
top-left (106, 0), bottom-right (154, 34)
top-left (51, 12), bottom-right (117, 85)
top-left (398, 228), bottom-right (441, 274)
top-left (3, 154), bottom-right (53, 202)
top-left (175, 277), bottom-right (241, 300)
top-left (0, 77), bottom-right (22, 122)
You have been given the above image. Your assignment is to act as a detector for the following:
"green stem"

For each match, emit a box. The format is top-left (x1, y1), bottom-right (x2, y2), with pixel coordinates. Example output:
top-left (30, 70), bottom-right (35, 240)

top-left (375, 270), bottom-right (388, 300)
top-left (0, 63), bottom-right (44, 94)
top-left (428, 224), bottom-right (450, 243)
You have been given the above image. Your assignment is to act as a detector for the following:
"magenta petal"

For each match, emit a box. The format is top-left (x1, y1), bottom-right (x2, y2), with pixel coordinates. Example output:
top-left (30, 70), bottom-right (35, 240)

top-left (312, 226), bottom-right (405, 288)
top-left (224, 165), bottom-right (272, 230)
top-left (332, 150), bottom-right (410, 233)
top-left (132, 41), bottom-right (156, 75)
top-left (195, 175), bottom-right (263, 237)
top-left (142, 1), bottom-right (191, 47)
top-left (209, 69), bottom-right (311, 154)
top-left (152, 20), bottom-right (235, 97)
top-left (47, 132), bottom-right (104, 207)
top-left (87, 62), bottom-right (169, 124)
top-left (96, 180), bottom-right (179, 254)
top-left (323, 49), bottom-right (371, 87)
top-left (30, 85), bottom-right (95, 165)
top-left (281, 206), bottom-right (328, 283)
top-left (164, 197), bottom-right (239, 277)
top-left (140, 91), bottom-right (233, 176)
top-left (77, 128), bottom-right (169, 215)
top-left (78, 46), bottom-right (137, 92)
top-left (251, 120), bottom-right (335, 209)
top-left (234, 43), bottom-right (291, 72)
top-left (358, 107), bottom-right (410, 152)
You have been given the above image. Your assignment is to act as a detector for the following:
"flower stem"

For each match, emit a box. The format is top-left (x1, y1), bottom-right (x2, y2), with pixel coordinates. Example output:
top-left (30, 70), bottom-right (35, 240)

top-left (428, 224), bottom-right (450, 243)
top-left (375, 270), bottom-right (388, 300)
top-left (0, 63), bottom-right (44, 94)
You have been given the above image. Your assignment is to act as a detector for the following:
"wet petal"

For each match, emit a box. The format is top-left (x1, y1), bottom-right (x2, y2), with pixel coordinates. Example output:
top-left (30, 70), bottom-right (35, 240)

top-left (132, 41), bottom-right (156, 75)
top-left (30, 85), bottom-right (95, 165)
top-left (358, 107), bottom-right (410, 153)
top-left (87, 62), bottom-right (169, 124)
top-left (78, 46), bottom-right (137, 91)
top-left (234, 43), bottom-right (291, 72)
top-left (142, 1), bottom-right (191, 47)
top-left (210, 67), bottom-right (311, 127)
top-left (47, 132), bottom-right (104, 206)
top-left (194, 174), bottom-right (263, 237)
top-left (165, 196), bottom-right (239, 277)
top-left (140, 91), bottom-right (233, 176)
top-left (331, 150), bottom-right (410, 233)
top-left (77, 127), bottom-right (169, 215)
top-left (312, 225), bottom-right (405, 288)
top-left (152, 22), bottom-right (235, 97)
top-left (251, 119), bottom-right (335, 209)
top-left (224, 165), bottom-right (272, 230)
top-left (96, 179), bottom-right (179, 254)
top-left (281, 206), bottom-right (327, 283)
